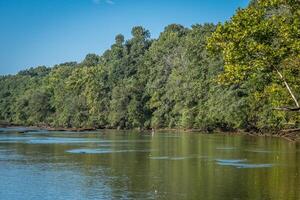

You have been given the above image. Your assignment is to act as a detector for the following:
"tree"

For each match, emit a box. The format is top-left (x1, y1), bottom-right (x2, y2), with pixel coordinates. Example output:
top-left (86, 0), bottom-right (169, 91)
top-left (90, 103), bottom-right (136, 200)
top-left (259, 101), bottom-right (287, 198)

top-left (208, 0), bottom-right (300, 129)
top-left (144, 24), bottom-right (188, 128)
top-left (81, 53), bottom-right (100, 67)
top-left (208, 0), bottom-right (300, 110)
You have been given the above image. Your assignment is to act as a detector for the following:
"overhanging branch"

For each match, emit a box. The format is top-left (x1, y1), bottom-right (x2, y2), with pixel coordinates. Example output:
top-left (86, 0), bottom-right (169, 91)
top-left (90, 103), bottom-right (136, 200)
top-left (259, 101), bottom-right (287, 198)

top-left (275, 67), bottom-right (300, 108)
top-left (273, 107), bottom-right (300, 112)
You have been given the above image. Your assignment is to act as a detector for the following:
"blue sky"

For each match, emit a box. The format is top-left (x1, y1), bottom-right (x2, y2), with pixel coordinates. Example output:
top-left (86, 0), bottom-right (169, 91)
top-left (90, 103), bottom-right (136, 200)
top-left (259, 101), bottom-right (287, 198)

top-left (0, 0), bottom-right (249, 75)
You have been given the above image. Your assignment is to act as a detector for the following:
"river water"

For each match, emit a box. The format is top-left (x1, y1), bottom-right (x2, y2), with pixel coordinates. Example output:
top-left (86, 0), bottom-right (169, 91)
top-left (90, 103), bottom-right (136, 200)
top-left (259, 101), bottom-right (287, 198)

top-left (0, 128), bottom-right (299, 200)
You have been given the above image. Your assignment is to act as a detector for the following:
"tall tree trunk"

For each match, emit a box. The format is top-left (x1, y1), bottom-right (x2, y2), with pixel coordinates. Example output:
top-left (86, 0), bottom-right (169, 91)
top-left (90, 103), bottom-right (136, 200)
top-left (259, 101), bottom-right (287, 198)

top-left (275, 68), bottom-right (300, 108)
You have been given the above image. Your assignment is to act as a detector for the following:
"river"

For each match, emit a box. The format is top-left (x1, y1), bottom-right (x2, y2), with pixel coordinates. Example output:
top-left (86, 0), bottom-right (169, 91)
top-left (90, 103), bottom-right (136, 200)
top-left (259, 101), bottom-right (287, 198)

top-left (0, 128), bottom-right (299, 200)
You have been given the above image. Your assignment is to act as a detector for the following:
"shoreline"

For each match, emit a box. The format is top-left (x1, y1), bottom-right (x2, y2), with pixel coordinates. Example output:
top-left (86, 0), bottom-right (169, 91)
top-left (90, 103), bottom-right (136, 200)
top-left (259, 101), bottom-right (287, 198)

top-left (0, 124), bottom-right (299, 142)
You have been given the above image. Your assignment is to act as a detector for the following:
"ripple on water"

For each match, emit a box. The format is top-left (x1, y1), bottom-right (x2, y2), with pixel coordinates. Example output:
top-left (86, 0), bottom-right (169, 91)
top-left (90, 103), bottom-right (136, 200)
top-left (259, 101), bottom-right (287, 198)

top-left (66, 148), bottom-right (152, 154)
top-left (216, 147), bottom-right (237, 150)
top-left (216, 159), bottom-right (247, 163)
top-left (149, 155), bottom-right (207, 161)
top-left (27, 138), bottom-right (99, 144)
top-left (26, 138), bottom-right (150, 145)
top-left (245, 149), bottom-right (275, 154)
top-left (0, 137), bottom-right (35, 143)
top-left (216, 159), bottom-right (273, 169)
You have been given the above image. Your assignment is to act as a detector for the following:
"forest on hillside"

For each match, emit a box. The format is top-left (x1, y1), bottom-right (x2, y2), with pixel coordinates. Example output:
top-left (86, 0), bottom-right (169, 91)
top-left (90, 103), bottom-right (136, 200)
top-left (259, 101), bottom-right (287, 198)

top-left (0, 0), bottom-right (299, 132)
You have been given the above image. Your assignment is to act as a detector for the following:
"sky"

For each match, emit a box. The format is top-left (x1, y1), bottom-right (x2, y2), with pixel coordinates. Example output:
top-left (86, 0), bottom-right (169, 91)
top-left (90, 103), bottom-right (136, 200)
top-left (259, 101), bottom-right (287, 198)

top-left (0, 0), bottom-right (249, 75)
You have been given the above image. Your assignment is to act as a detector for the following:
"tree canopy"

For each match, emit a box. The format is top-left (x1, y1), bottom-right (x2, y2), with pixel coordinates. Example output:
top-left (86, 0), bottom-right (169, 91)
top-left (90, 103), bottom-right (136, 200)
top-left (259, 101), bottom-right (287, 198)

top-left (0, 0), bottom-right (299, 132)
top-left (208, 0), bottom-right (300, 130)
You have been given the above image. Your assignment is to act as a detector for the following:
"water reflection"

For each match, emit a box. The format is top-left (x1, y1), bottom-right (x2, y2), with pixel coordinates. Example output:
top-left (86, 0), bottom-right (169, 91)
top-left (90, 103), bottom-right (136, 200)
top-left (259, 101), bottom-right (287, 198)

top-left (0, 129), bottom-right (299, 200)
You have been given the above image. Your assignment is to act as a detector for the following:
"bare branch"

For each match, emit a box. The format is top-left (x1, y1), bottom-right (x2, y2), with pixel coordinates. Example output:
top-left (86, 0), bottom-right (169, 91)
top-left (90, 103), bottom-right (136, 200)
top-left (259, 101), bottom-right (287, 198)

top-left (275, 67), bottom-right (300, 108)
top-left (273, 107), bottom-right (300, 111)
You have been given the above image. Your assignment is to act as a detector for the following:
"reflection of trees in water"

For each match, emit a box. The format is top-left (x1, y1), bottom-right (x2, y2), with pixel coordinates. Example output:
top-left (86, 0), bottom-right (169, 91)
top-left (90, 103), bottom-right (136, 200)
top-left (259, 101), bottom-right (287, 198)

top-left (2, 131), bottom-right (300, 200)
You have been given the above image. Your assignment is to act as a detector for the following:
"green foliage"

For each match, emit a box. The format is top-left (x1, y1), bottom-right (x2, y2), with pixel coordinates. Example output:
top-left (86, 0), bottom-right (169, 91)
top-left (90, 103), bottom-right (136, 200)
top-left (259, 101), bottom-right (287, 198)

top-left (81, 54), bottom-right (100, 67)
top-left (1, 1), bottom-right (299, 132)
top-left (208, 0), bottom-right (300, 130)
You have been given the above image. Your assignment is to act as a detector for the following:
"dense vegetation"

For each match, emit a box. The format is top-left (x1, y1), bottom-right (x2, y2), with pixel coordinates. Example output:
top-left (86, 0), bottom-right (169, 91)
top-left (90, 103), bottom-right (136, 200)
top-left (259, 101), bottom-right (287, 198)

top-left (0, 0), bottom-right (299, 132)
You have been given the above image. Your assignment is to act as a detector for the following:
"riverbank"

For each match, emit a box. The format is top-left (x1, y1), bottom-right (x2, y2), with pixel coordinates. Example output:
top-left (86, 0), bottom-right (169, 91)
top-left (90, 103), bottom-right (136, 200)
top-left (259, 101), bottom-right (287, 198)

top-left (0, 123), bottom-right (299, 142)
top-left (0, 125), bottom-right (97, 132)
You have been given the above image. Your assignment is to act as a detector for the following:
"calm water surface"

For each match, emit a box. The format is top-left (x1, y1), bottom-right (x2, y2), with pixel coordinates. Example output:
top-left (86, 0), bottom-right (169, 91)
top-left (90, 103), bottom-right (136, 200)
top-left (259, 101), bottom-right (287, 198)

top-left (0, 128), bottom-right (299, 200)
